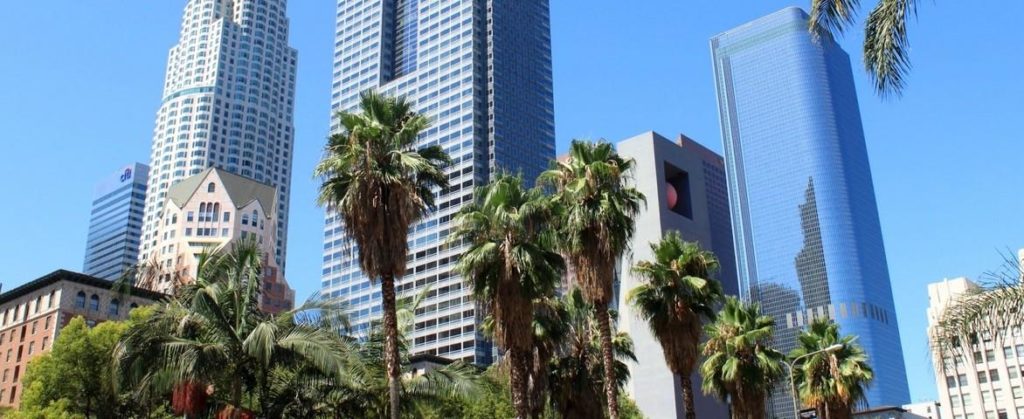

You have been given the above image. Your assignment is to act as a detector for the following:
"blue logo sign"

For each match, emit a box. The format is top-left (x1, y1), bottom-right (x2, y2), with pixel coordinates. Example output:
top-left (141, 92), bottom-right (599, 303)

top-left (120, 168), bottom-right (133, 183)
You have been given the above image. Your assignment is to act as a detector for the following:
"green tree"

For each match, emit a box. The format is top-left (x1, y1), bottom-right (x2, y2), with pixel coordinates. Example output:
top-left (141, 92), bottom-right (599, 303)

top-left (628, 232), bottom-right (723, 419)
top-left (791, 319), bottom-right (873, 419)
top-left (452, 174), bottom-right (564, 419)
top-left (700, 297), bottom-right (784, 419)
top-left (808, 0), bottom-right (925, 96)
top-left (314, 90), bottom-right (450, 419)
top-left (115, 240), bottom-right (354, 417)
top-left (540, 140), bottom-right (645, 419)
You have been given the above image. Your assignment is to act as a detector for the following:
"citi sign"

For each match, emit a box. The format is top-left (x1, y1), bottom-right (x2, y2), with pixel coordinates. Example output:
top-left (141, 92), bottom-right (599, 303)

top-left (120, 168), bottom-right (133, 183)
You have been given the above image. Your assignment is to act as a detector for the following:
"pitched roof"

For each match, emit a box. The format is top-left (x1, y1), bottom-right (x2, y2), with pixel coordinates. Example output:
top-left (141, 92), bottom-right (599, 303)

top-left (0, 269), bottom-right (165, 306)
top-left (168, 168), bottom-right (276, 216)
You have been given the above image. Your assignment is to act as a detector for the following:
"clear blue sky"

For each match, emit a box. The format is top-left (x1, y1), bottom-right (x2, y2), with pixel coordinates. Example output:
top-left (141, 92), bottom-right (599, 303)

top-left (1, 0), bottom-right (1021, 403)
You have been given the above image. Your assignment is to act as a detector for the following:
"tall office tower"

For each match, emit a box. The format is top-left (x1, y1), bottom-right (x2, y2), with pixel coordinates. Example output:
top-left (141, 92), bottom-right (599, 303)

top-left (711, 7), bottom-right (909, 414)
top-left (615, 132), bottom-right (736, 418)
top-left (929, 277), bottom-right (1024, 419)
top-left (139, 0), bottom-right (297, 274)
top-left (84, 163), bottom-right (149, 280)
top-left (322, 0), bottom-right (554, 363)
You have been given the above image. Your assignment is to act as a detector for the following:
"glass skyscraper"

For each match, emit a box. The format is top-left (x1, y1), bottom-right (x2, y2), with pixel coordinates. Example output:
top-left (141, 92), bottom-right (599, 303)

top-left (711, 7), bottom-right (909, 415)
top-left (84, 163), bottom-right (148, 280)
top-left (139, 0), bottom-right (297, 273)
top-left (322, 0), bottom-right (554, 363)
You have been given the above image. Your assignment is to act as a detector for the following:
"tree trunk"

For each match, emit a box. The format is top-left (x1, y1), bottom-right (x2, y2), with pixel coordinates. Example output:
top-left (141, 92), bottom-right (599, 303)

top-left (381, 273), bottom-right (402, 419)
top-left (681, 375), bottom-right (697, 419)
top-left (595, 303), bottom-right (619, 419)
top-left (509, 347), bottom-right (532, 419)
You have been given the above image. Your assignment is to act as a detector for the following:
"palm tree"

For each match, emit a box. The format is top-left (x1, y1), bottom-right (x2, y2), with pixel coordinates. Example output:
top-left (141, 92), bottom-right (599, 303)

top-left (314, 90), bottom-right (450, 419)
top-left (452, 174), bottom-right (564, 419)
top-left (700, 297), bottom-right (784, 419)
top-left (115, 239), bottom-right (355, 417)
top-left (790, 318), bottom-right (873, 419)
top-left (808, 0), bottom-right (922, 96)
top-left (628, 231), bottom-right (724, 419)
top-left (540, 139), bottom-right (645, 419)
top-left (546, 288), bottom-right (636, 419)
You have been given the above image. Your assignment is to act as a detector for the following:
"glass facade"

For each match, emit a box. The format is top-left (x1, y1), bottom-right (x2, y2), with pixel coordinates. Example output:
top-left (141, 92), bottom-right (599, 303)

top-left (323, 0), bottom-right (554, 364)
top-left (84, 164), bottom-right (148, 280)
top-left (140, 0), bottom-right (297, 273)
top-left (711, 7), bottom-right (909, 415)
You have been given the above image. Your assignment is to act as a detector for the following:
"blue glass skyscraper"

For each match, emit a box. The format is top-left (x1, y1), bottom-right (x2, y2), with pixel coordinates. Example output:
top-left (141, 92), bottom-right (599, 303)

top-left (84, 163), bottom-right (148, 280)
top-left (322, 0), bottom-right (554, 364)
top-left (711, 7), bottom-right (909, 415)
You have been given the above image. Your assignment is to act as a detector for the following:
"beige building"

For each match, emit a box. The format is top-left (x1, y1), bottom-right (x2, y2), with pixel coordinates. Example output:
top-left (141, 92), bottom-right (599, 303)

top-left (928, 277), bottom-right (1024, 419)
top-left (146, 168), bottom-right (293, 312)
top-left (0, 270), bottom-right (162, 408)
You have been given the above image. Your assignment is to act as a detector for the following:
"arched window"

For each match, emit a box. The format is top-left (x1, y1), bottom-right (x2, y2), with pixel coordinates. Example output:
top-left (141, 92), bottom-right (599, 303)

top-left (109, 299), bottom-right (120, 316)
top-left (49, 291), bottom-right (56, 308)
top-left (172, 214), bottom-right (178, 224)
top-left (34, 297), bottom-right (40, 313)
top-left (207, 182), bottom-right (216, 193)
top-left (199, 202), bottom-right (206, 215)
top-left (213, 203), bottom-right (221, 220)
top-left (75, 292), bottom-right (86, 308)
top-left (89, 295), bottom-right (100, 311)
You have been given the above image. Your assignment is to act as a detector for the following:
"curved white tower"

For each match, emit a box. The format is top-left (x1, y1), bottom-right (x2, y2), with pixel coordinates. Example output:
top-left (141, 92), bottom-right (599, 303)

top-left (140, 0), bottom-right (296, 272)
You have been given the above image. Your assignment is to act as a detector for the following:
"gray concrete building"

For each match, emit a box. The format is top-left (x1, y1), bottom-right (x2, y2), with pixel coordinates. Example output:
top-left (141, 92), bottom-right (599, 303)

top-left (615, 131), bottom-right (738, 418)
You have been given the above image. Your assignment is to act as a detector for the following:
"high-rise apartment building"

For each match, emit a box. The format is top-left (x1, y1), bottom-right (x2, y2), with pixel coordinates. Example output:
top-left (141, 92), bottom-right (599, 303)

top-left (84, 163), bottom-right (148, 280)
top-left (711, 7), bottom-right (909, 414)
top-left (147, 168), bottom-right (293, 312)
top-left (615, 132), bottom-right (736, 418)
top-left (140, 0), bottom-right (297, 274)
top-left (322, 0), bottom-right (554, 363)
top-left (929, 277), bottom-right (1024, 419)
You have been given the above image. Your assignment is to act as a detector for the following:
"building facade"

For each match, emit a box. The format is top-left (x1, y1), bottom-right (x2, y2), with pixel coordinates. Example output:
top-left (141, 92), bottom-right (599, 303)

top-left (321, 0), bottom-right (554, 363)
top-left (84, 163), bottom-right (149, 280)
top-left (140, 0), bottom-right (297, 274)
top-left (0, 270), bottom-right (161, 408)
top-left (711, 7), bottom-right (910, 415)
top-left (615, 132), bottom-right (736, 418)
top-left (146, 168), bottom-right (293, 312)
top-left (929, 277), bottom-right (1024, 419)
top-left (903, 401), bottom-right (943, 419)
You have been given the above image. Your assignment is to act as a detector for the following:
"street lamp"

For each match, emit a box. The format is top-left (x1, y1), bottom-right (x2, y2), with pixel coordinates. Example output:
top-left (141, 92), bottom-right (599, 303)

top-left (782, 343), bottom-right (845, 419)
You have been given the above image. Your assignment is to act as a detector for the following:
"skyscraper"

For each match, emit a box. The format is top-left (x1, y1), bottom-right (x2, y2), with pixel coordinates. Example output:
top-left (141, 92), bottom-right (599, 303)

top-left (322, 0), bottom-right (554, 363)
top-left (711, 7), bottom-right (909, 414)
top-left (139, 0), bottom-right (297, 273)
top-left (84, 163), bottom-right (148, 280)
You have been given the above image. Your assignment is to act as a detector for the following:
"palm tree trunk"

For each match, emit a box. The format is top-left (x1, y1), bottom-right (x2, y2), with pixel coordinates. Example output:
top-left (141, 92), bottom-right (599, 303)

top-left (509, 347), bottom-right (532, 419)
top-left (681, 375), bottom-right (697, 419)
top-left (381, 273), bottom-right (402, 419)
top-left (595, 303), bottom-right (619, 419)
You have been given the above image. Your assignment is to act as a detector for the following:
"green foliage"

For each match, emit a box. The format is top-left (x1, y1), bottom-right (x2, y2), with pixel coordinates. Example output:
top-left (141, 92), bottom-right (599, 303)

top-left (618, 395), bottom-right (646, 419)
top-left (5, 399), bottom-right (85, 419)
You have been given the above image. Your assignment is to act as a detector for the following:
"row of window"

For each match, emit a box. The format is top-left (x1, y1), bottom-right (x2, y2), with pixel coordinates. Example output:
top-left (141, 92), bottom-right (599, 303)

top-left (72, 292), bottom-right (136, 316)
top-left (1, 291), bottom-right (57, 326)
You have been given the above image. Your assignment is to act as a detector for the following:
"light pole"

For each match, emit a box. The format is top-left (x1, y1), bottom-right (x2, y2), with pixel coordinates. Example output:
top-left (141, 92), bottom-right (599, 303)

top-left (782, 342), bottom-right (845, 419)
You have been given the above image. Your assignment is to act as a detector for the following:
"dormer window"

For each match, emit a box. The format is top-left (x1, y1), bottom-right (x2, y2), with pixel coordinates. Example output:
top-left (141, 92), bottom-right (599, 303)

top-left (207, 182), bottom-right (216, 193)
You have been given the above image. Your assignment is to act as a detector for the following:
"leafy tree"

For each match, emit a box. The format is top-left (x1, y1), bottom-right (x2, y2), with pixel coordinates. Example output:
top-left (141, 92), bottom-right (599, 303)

top-left (453, 174), bottom-right (564, 418)
top-left (314, 90), bottom-right (450, 419)
top-left (628, 232), bottom-right (723, 419)
top-left (540, 140), bottom-right (645, 419)
top-left (700, 297), bottom-right (784, 419)
top-left (791, 319), bottom-right (873, 419)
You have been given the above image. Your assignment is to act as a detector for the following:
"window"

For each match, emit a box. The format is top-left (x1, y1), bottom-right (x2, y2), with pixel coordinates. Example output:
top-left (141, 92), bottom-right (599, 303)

top-left (1013, 386), bottom-right (1023, 399)
top-left (995, 389), bottom-right (1005, 402)
top-left (987, 349), bottom-right (996, 362)
top-left (187, 211), bottom-right (195, 222)
top-left (4, 350), bottom-right (9, 362)
top-left (48, 290), bottom-right (55, 308)
top-left (30, 321), bottom-right (36, 334)
top-left (75, 291), bottom-right (86, 308)
top-left (975, 351), bottom-right (984, 364)
top-left (34, 296), bottom-right (40, 313)
top-left (1016, 344), bottom-right (1024, 358)
top-left (959, 373), bottom-right (968, 386)
top-left (207, 182), bottom-right (216, 193)
top-left (130, 303), bottom-right (138, 310)
top-left (990, 369), bottom-right (1000, 382)
top-left (89, 294), bottom-right (100, 311)
top-left (1, 369), bottom-right (6, 382)
top-left (982, 391), bottom-right (993, 404)
top-left (242, 214), bottom-right (249, 226)
top-left (963, 393), bottom-right (973, 406)
top-left (44, 316), bottom-right (50, 329)
top-left (951, 395), bottom-right (962, 408)
top-left (1011, 368), bottom-right (1020, 380)
top-left (978, 371), bottom-right (989, 384)
top-left (28, 342), bottom-right (34, 355)
top-left (109, 299), bottom-right (120, 316)
top-left (186, 228), bottom-right (193, 236)
top-left (223, 211), bottom-right (231, 222)
top-left (1005, 346), bottom-right (1014, 358)
top-left (947, 376), bottom-right (958, 388)
top-left (42, 337), bottom-right (48, 350)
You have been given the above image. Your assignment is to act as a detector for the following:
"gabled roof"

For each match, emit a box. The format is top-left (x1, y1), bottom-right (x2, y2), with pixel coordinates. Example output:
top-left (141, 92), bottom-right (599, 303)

top-left (168, 168), bottom-right (276, 217)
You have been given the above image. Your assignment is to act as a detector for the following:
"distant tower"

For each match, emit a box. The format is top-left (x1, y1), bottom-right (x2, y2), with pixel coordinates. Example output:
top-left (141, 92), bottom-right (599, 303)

top-left (84, 163), bottom-right (149, 280)
top-left (321, 0), bottom-right (555, 363)
top-left (711, 7), bottom-right (910, 415)
top-left (139, 0), bottom-right (297, 274)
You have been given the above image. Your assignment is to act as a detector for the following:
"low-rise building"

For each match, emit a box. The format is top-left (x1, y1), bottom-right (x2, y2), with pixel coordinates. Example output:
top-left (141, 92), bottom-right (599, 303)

top-left (0, 270), bottom-right (162, 408)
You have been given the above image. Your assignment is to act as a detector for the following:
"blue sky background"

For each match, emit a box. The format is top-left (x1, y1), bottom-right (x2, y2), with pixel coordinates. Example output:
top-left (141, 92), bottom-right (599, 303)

top-left (1, 0), bottom-right (1021, 402)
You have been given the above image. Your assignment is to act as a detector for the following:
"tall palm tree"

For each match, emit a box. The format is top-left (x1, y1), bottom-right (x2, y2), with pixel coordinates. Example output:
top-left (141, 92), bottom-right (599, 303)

top-left (790, 318), bottom-right (873, 419)
top-left (700, 297), bottom-right (784, 419)
top-left (114, 239), bottom-right (355, 417)
top-left (628, 231), bottom-right (724, 419)
top-left (452, 174), bottom-right (564, 419)
top-left (540, 139), bottom-right (645, 419)
top-left (547, 288), bottom-right (636, 419)
top-left (314, 90), bottom-right (450, 419)
top-left (808, 0), bottom-right (922, 96)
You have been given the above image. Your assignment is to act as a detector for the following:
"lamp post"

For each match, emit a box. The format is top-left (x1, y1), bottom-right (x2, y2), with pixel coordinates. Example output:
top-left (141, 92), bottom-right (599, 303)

top-left (782, 342), bottom-right (845, 419)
